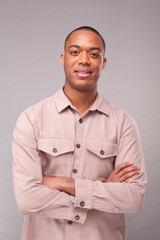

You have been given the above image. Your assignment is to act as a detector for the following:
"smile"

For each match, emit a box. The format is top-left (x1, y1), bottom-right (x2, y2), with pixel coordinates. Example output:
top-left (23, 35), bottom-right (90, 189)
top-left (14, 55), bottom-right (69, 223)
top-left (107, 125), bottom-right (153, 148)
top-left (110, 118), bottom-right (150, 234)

top-left (75, 70), bottom-right (92, 78)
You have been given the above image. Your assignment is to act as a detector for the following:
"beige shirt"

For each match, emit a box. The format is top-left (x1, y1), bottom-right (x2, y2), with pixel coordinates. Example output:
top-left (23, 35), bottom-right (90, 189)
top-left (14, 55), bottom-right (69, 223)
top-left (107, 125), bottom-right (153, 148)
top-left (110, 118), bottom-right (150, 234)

top-left (12, 88), bottom-right (146, 240)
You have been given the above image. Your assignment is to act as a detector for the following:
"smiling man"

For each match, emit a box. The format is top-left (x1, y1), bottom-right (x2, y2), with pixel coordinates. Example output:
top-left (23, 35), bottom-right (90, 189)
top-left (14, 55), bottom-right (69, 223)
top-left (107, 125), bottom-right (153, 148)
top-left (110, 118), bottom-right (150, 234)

top-left (12, 26), bottom-right (146, 240)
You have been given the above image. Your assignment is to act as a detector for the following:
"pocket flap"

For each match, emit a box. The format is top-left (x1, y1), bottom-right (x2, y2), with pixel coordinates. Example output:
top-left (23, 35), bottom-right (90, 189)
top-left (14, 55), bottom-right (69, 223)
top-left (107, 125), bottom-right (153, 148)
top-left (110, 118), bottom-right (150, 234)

top-left (38, 137), bottom-right (74, 156)
top-left (86, 139), bottom-right (118, 158)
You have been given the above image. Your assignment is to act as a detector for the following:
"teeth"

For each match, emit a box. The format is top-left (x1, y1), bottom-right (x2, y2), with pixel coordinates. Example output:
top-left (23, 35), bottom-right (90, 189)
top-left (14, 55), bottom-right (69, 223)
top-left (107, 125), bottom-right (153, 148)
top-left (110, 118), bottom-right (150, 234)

top-left (79, 72), bottom-right (89, 74)
top-left (76, 71), bottom-right (91, 77)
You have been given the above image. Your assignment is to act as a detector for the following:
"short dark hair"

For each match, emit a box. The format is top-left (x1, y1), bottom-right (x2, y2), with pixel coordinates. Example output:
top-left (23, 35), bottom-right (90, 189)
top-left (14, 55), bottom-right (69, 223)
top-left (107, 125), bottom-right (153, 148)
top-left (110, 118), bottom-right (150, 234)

top-left (64, 26), bottom-right (106, 54)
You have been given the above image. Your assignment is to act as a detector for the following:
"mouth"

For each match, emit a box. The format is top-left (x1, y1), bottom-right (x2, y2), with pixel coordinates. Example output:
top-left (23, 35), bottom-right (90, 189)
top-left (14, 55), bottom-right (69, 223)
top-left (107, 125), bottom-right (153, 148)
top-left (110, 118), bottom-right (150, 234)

top-left (75, 70), bottom-right (92, 78)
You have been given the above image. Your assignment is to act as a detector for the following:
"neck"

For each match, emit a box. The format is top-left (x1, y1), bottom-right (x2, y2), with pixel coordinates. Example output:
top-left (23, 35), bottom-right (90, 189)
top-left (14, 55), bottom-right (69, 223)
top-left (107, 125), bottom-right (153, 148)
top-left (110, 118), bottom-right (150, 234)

top-left (63, 85), bottom-right (97, 115)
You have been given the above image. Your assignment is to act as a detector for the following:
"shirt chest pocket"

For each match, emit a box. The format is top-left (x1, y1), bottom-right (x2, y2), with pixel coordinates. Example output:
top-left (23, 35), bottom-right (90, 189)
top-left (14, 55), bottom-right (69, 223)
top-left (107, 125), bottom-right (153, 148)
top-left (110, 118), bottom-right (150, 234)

top-left (85, 139), bottom-right (118, 181)
top-left (38, 137), bottom-right (74, 176)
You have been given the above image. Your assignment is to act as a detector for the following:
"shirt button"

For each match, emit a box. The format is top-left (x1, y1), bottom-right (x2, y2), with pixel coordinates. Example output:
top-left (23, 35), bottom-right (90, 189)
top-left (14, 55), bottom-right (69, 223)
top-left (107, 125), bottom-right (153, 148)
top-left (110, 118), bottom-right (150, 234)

top-left (100, 150), bottom-right (105, 155)
top-left (75, 215), bottom-right (80, 221)
top-left (80, 201), bottom-right (85, 207)
top-left (79, 118), bottom-right (83, 124)
top-left (73, 169), bottom-right (77, 174)
top-left (76, 144), bottom-right (81, 148)
top-left (68, 220), bottom-right (73, 224)
top-left (53, 148), bottom-right (57, 153)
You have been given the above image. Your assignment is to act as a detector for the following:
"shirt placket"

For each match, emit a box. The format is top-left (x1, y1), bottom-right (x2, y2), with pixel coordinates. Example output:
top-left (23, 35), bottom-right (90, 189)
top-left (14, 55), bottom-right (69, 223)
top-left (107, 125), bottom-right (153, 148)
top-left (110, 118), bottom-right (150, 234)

top-left (64, 110), bottom-right (84, 240)
top-left (72, 114), bottom-right (84, 179)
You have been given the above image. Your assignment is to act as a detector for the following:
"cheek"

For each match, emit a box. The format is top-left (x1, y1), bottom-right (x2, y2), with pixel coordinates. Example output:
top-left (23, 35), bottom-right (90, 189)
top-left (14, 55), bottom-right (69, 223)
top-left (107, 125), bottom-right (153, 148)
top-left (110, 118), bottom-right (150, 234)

top-left (64, 60), bottom-right (75, 71)
top-left (93, 65), bottom-right (102, 76)
top-left (92, 60), bottom-right (103, 71)
top-left (64, 62), bottom-right (71, 75)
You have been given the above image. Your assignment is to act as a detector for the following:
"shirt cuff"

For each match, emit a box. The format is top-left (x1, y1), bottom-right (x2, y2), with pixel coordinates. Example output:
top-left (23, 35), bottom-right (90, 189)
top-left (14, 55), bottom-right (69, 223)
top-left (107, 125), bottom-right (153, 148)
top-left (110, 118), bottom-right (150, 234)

top-left (72, 178), bottom-right (93, 209)
top-left (68, 203), bottom-right (89, 224)
top-left (39, 194), bottom-right (88, 224)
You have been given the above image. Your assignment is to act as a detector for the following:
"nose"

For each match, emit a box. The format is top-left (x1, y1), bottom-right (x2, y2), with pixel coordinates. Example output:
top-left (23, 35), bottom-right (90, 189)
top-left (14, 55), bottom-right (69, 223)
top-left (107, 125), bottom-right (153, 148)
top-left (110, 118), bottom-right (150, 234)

top-left (78, 51), bottom-right (91, 66)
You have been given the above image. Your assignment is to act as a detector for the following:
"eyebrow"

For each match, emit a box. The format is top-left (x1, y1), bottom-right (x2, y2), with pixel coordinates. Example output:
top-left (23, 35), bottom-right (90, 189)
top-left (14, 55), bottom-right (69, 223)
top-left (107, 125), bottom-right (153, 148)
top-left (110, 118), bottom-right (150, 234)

top-left (68, 45), bottom-right (102, 52)
top-left (69, 45), bottom-right (80, 49)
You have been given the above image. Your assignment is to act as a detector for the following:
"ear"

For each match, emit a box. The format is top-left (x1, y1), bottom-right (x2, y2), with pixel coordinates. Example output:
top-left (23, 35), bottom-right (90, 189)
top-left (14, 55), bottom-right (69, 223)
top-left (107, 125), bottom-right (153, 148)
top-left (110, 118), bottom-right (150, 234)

top-left (60, 53), bottom-right (65, 66)
top-left (102, 57), bottom-right (107, 70)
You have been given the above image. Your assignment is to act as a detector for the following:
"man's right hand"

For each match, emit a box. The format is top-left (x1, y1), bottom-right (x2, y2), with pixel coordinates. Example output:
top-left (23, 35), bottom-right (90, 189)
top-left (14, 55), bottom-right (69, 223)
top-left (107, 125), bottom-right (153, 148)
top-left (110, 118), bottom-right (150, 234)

top-left (106, 162), bottom-right (140, 183)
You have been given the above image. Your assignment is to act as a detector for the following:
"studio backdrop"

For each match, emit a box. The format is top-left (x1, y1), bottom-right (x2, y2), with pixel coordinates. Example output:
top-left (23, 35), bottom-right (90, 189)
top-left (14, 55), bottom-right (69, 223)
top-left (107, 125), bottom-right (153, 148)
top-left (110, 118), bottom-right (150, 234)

top-left (0, 0), bottom-right (160, 239)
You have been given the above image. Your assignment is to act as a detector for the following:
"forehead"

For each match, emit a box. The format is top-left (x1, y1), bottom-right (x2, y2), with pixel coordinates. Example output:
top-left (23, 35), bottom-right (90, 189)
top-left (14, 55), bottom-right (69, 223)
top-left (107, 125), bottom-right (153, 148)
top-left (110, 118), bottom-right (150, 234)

top-left (66, 30), bottom-right (104, 51)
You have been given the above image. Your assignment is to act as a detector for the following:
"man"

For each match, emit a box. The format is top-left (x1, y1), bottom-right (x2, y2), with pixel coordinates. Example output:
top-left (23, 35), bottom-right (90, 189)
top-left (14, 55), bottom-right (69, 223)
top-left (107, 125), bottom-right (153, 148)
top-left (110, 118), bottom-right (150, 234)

top-left (12, 26), bottom-right (146, 240)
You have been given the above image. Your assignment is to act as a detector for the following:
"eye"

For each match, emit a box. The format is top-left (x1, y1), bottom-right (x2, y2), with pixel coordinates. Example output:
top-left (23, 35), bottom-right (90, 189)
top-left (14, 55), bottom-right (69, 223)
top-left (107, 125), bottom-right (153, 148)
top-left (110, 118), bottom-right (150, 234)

top-left (70, 50), bottom-right (79, 56)
top-left (90, 52), bottom-right (100, 58)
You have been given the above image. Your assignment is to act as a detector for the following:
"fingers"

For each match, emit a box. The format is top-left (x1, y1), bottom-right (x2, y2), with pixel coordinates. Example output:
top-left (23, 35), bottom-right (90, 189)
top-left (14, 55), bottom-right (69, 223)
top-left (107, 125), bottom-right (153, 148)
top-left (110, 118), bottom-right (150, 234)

top-left (118, 164), bottom-right (140, 178)
top-left (114, 161), bottom-right (134, 174)
top-left (120, 169), bottom-right (140, 182)
top-left (112, 162), bottom-right (140, 183)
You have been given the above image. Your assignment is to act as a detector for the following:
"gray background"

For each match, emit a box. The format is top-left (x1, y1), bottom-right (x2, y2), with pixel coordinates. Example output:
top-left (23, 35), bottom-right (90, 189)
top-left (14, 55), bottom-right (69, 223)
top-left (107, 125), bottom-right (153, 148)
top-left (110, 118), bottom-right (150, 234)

top-left (0, 0), bottom-right (160, 239)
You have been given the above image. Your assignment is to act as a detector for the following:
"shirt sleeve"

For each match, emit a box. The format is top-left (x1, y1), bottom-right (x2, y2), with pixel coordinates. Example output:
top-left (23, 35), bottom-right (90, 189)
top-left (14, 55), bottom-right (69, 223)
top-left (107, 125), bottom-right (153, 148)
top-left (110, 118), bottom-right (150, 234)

top-left (72, 115), bottom-right (147, 213)
top-left (12, 111), bottom-right (88, 223)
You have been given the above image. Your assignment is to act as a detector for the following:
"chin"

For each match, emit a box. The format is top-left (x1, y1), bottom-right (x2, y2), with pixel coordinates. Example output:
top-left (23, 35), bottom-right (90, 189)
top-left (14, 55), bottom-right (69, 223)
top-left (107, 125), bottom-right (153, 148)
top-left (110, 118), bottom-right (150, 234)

top-left (73, 82), bottom-right (97, 92)
top-left (66, 77), bottom-right (98, 92)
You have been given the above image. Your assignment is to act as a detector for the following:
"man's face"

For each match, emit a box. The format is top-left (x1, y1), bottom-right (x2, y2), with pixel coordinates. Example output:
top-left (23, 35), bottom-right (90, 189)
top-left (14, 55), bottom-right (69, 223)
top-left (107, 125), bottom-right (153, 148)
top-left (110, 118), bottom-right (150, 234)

top-left (61, 30), bottom-right (107, 92)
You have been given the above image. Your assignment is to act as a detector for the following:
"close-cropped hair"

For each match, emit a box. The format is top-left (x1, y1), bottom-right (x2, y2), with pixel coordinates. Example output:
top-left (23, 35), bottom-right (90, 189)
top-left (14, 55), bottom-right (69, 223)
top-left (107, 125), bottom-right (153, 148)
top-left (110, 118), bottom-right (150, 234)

top-left (64, 26), bottom-right (106, 54)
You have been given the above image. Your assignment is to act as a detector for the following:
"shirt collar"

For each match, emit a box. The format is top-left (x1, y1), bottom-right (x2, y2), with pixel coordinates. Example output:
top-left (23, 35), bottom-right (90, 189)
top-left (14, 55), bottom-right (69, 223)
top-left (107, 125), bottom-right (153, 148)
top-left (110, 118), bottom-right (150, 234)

top-left (54, 87), bottom-right (109, 116)
top-left (89, 93), bottom-right (109, 116)
top-left (54, 87), bottom-right (71, 113)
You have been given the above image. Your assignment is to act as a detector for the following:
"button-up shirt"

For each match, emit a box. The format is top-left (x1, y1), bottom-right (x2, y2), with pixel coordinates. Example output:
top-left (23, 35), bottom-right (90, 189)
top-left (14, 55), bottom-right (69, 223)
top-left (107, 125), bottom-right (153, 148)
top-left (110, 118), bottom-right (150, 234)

top-left (12, 88), bottom-right (146, 240)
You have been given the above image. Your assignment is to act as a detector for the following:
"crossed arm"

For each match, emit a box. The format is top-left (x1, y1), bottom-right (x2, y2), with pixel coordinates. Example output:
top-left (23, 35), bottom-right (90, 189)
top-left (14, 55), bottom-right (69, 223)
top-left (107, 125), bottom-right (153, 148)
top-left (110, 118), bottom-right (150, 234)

top-left (13, 112), bottom-right (146, 218)
top-left (42, 161), bottom-right (140, 196)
